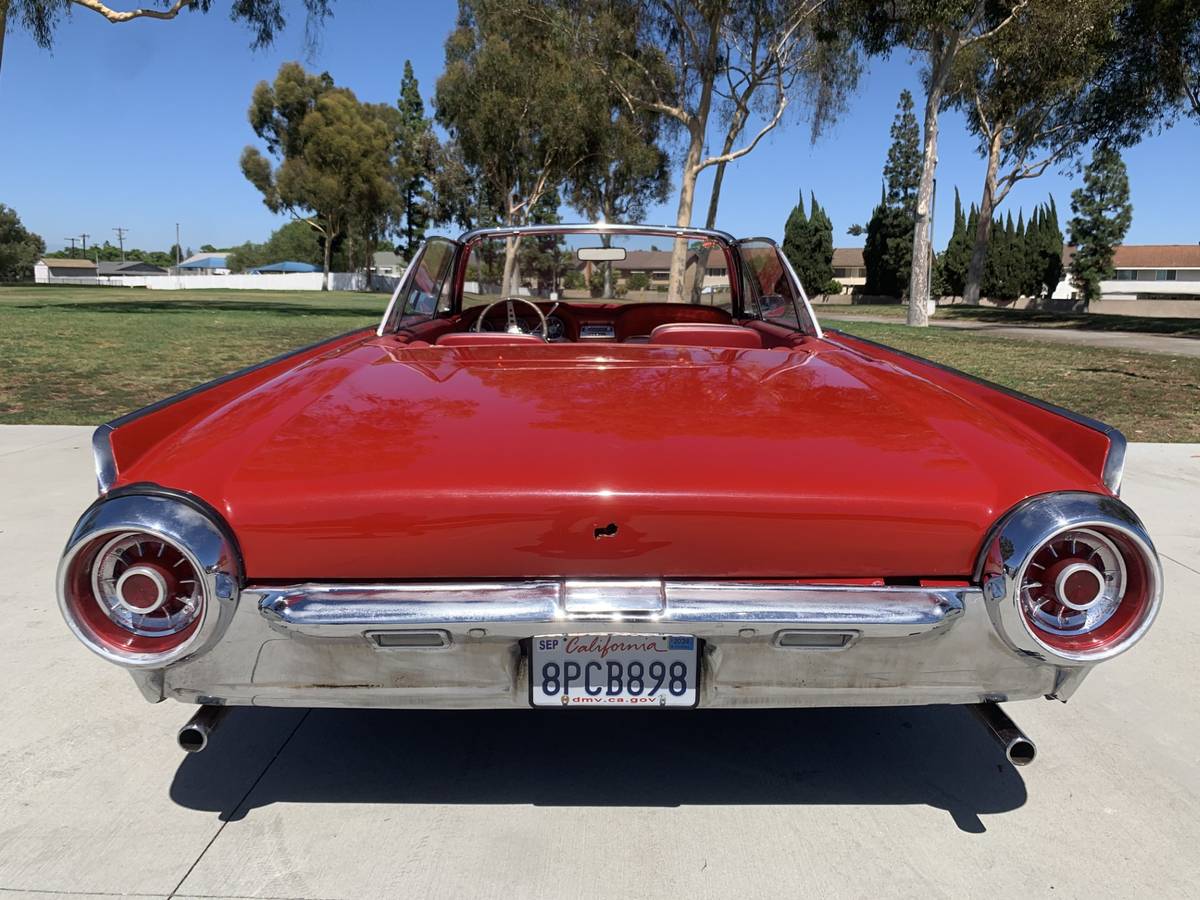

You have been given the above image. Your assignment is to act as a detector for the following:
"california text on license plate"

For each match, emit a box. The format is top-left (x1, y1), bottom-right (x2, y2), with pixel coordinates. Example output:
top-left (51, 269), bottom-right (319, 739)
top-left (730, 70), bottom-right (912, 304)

top-left (530, 633), bottom-right (699, 707)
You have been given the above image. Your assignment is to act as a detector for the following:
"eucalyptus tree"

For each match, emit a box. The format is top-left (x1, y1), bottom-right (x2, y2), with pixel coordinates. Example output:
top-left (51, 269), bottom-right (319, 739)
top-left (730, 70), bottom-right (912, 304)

top-left (1082, 0), bottom-right (1200, 145)
top-left (564, 63), bottom-right (671, 295)
top-left (562, 0), bottom-right (852, 301)
top-left (825, 0), bottom-right (1032, 325)
top-left (240, 63), bottom-right (398, 289)
top-left (949, 0), bottom-right (1119, 305)
top-left (436, 0), bottom-right (595, 295)
top-left (1, 0), bottom-right (333, 76)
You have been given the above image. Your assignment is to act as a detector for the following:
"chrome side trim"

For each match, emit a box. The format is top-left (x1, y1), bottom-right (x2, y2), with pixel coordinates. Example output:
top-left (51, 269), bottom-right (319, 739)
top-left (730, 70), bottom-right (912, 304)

top-left (257, 580), bottom-right (966, 638)
top-left (976, 491), bottom-right (1162, 665)
top-left (770, 241), bottom-right (823, 338)
top-left (826, 329), bottom-right (1126, 493)
top-left (57, 490), bottom-right (243, 668)
top-left (92, 329), bottom-right (369, 494)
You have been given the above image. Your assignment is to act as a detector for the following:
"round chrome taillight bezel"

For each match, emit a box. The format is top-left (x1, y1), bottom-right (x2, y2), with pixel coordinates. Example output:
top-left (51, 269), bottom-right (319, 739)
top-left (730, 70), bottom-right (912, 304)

top-left (57, 490), bottom-right (241, 669)
top-left (979, 492), bottom-right (1163, 665)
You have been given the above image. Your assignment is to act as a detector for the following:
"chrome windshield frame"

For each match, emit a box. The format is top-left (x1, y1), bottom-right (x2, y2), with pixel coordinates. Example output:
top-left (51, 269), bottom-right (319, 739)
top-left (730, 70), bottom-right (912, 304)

top-left (378, 224), bottom-right (823, 338)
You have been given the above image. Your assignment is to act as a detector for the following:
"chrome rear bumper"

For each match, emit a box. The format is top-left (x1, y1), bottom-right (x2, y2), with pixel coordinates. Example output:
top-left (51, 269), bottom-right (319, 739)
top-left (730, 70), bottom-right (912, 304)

top-left (137, 579), bottom-right (1081, 709)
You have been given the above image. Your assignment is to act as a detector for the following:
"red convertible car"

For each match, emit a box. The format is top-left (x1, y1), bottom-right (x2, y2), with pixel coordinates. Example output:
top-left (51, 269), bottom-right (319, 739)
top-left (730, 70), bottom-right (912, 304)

top-left (57, 224), bottom-right (1161, 764)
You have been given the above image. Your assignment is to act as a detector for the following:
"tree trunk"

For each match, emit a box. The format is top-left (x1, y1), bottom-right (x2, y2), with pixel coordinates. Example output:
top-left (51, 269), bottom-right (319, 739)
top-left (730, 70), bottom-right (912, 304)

top-left (964, 127), bottom-right (1003, 306)
top-left (668, 125), bottom-right (705, 303)
top-left (907, 39), bottom-right (954, 327)
top-left (704, 104), bottom-right (747, 229)
top-left (364, 231), bottom-right (375, 292)
top-left (601, 231), bottom-right (613, 298)
top-left (502, 234), bottom-right (519, 297)
top-left (321, 231), bottom-right (332, 291)
top-left (500, 193), bottom-right (523, 296)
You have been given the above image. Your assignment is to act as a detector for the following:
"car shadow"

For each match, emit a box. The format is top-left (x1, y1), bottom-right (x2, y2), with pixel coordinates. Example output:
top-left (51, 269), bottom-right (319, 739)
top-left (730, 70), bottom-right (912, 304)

top-left (170, 704), bottom-right (1026, 833)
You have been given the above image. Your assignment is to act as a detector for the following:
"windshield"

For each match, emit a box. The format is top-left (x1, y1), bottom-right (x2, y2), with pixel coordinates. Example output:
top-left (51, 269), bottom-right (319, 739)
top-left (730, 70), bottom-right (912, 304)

top-left (462, 231), bottom-right (734, 311)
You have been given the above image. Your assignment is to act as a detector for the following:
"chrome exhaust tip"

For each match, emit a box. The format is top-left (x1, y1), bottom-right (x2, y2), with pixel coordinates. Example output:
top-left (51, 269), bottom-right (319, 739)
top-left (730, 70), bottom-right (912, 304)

top-left (178, 704), bottom-right (230, 753)
top-left (968, 701), bottom-right (1037, 766)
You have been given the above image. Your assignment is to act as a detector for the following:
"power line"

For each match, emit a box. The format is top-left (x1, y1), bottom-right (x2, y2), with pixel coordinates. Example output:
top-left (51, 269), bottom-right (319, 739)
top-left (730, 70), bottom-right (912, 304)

top-left (113, 226), bottom-right (129, 262)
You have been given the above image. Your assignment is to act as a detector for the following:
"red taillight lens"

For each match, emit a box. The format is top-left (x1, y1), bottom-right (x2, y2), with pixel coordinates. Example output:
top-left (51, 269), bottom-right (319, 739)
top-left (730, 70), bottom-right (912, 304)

top-left (65, 531), bottom-right (204, 656)
top-left (1018, 526), bottom-right (1154, 656)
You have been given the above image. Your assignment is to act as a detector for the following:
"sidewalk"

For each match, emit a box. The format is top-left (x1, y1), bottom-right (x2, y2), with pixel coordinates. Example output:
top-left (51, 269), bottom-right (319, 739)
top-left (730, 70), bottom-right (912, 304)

top-left (820, 311), bottom-right (1200, 357)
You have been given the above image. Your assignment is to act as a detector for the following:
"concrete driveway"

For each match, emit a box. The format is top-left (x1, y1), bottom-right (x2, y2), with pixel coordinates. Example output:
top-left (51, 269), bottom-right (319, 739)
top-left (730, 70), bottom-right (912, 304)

top-left (1, 426), bottom-right (1197, 899)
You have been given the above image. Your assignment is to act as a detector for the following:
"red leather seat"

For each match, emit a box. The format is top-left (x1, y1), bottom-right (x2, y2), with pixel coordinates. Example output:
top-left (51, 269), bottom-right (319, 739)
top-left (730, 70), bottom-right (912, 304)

top-left (648, 323), bottom-right (763, 349)
top-left (436, 332), bottom-right (546, 347)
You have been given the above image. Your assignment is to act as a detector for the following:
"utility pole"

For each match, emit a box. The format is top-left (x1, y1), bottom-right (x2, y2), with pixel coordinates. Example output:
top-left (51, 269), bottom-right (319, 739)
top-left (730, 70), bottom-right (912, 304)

top-left (80, 232), bottom-right (90, 253)
top-left (175, 223), bottom-right (182, 266)
top-left (64, 237), bottom-right (78, 257)
top-left (113, 227), bottom-right (128, 262)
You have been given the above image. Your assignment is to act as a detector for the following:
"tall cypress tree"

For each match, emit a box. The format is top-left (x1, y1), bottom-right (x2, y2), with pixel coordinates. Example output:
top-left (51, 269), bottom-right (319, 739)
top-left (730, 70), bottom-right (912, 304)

top-left (941, 187), bottom-right (970, 297)
top-left (807, 192), bottom-right (835, 293)
top-left (1024, 207), bottom-right (1043, 297)
top-left (1041, 196), bottom-right (1065, 297)
top-left (782, 191), bottom-right (809, 287)
top-left (1014, 210), bottom-right (1028, 298)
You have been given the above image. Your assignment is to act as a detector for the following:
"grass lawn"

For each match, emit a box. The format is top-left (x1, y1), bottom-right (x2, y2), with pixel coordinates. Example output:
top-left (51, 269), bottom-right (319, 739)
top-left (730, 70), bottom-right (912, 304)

top-left (2, 286), bottom-right (1197, 441)
top-left (0, 285), bottom-right (385, 425)
top-left (818, 301), bottom-right (1200, 337)
top-left (825, 318), bottom-right (1200, 442)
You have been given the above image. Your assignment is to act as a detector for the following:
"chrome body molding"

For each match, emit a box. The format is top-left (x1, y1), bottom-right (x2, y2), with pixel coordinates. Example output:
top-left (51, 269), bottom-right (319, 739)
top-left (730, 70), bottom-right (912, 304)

top-left (978, 492), bottom-right (1163, 665)
top-left (826, 329), bottom-right (1127, 494)
top-left (135, 577), bottom-right (1090, 709)
top-left (57, 490), bottom-right (242, 669)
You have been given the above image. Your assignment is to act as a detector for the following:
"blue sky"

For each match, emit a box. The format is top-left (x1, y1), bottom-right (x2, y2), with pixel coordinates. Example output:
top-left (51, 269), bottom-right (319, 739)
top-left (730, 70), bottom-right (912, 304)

top-left (2, 3), bottom-right (1197, 255)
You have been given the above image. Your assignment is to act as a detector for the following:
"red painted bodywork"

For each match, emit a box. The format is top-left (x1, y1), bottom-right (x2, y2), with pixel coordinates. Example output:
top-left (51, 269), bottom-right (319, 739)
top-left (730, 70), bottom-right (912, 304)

top-left (107, 323), bottom-right (1111, 581)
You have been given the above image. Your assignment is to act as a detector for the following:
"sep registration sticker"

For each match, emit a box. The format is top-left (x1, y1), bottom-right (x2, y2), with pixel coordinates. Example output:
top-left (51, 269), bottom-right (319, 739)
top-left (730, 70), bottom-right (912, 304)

top-left (530, 633), bottom-right (699, 707)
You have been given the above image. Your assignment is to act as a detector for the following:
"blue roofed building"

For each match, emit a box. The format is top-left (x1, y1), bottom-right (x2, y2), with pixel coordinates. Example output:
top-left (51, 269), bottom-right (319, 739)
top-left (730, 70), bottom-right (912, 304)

top-left (249, 261), bottom-right (321, 274)
top-left (173, 252), bottom-right (230, 275)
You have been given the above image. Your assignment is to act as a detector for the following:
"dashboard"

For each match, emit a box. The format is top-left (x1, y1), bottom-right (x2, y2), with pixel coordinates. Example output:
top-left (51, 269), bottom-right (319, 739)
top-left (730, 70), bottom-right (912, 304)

top-left (465, 302), bottom-right (733, 343)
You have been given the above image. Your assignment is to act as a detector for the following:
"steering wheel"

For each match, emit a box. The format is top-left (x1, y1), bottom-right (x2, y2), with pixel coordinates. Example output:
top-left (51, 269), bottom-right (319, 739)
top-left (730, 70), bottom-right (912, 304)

top-left (472, 297), bottom-right (549, 338)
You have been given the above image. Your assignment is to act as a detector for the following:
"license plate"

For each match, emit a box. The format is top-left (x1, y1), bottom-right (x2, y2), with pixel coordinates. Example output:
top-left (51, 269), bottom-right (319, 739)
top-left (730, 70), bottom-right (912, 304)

top-left (530, 633), bottom-right (698, 707)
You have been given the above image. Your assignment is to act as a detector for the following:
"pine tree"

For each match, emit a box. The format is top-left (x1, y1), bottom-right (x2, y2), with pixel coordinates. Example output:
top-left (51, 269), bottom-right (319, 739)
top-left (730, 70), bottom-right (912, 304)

top-left (396, 59), bottom-right (436, 258)
top-left (883, 90), bottom-right (921, 215)
top-left (1068, 146), bottom-right (1132, 302)
top-left (861, 91), bottom-right (921, 298)
top-left (941, 187), bottom-right (970, 297)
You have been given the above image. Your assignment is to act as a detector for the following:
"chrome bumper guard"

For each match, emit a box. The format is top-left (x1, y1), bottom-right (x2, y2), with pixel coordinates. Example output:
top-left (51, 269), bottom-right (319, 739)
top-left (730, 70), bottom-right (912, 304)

top-left (257, 580), bottom-right (964, 638)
